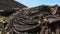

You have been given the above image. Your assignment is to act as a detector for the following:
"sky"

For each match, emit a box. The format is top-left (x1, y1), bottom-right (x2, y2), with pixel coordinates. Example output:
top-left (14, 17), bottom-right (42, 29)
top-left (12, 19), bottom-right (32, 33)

top-left (15, 0), bottom-right (60, 8)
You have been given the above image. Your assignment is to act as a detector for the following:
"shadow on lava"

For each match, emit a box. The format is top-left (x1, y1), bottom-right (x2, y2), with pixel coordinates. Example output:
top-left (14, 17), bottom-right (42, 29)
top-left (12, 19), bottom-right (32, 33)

top-left (48, 21), bottom-right (60, 32)
top-left (27, 27), bottom-right (41, 34)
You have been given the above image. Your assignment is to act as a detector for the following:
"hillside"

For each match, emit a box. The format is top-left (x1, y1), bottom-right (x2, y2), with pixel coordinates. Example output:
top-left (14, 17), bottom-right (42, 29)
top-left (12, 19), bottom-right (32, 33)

top-left (3, 5), bottom-right (60, 34)
top-left (0, 0), bottom-right (27, 13)
top-left (0, 0), bottom-right (60, 34)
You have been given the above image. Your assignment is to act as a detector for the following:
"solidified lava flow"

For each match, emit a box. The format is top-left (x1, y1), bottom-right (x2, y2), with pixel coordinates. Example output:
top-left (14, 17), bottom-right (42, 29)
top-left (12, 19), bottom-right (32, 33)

top-left (0, 0), bottom-right (60, 34)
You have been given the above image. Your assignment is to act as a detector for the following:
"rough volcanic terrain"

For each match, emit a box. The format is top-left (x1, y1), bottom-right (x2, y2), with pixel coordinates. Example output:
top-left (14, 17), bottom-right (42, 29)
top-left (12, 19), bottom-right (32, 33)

top-left (0, 0), bottom-right (60, 34)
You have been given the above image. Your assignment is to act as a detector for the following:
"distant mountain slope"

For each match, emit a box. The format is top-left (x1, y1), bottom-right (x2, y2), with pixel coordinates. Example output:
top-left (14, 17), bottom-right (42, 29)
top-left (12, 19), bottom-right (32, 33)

top-left (0, 0), bottom-right (27, 12)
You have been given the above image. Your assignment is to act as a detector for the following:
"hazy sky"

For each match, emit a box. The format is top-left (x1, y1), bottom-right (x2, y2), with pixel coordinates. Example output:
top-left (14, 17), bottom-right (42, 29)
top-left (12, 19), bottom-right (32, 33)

top-left (15, 0), bottom-right (60, 7)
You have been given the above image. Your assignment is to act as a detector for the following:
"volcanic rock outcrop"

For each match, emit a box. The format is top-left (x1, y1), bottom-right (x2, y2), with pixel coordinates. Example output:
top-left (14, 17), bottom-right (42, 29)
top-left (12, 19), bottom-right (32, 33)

top-left (4, 5), bottom-right (60, 34)
top-left (0, 0), bottom-right (60, 34)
